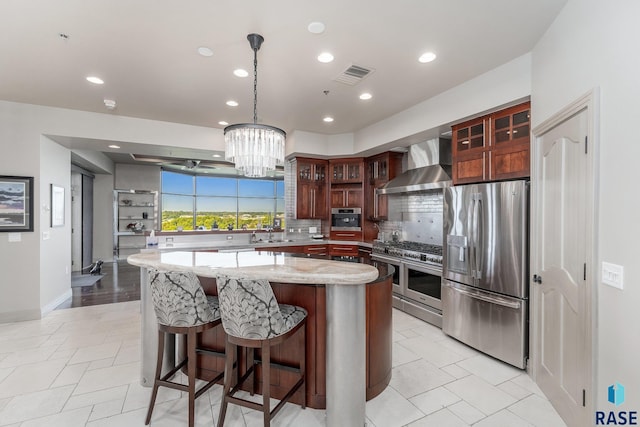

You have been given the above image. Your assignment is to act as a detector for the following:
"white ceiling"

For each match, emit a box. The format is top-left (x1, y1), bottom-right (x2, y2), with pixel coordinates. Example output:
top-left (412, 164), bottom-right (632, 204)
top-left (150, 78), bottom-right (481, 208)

top-left (0, 0), bottom-right (566, 163)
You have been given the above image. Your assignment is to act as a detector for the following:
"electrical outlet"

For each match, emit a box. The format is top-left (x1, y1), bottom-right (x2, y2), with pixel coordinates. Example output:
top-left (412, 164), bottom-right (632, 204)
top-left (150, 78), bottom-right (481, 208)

top-left (42, 231), bottom-right (50, 240)
top-left (602, 262), bottom-right (624, 290)
top-left (227, 235), bottom-right (233, 240)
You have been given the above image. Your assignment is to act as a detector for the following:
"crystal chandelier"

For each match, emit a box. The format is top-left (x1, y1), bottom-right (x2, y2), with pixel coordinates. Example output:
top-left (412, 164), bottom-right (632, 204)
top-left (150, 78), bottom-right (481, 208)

top-left (224, 33), bottom-right (285, 177)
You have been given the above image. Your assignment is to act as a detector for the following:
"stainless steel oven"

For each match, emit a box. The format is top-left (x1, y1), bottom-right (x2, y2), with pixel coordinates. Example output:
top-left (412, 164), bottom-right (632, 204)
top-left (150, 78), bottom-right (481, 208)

top-left (370, 253), bottom-right (402, 295)
top-left (403, 261), bottom-right (442, 311)
top-left (331, 208), bottom-right (361, 231)
top-left (371, 252), bottom-right (442, 327)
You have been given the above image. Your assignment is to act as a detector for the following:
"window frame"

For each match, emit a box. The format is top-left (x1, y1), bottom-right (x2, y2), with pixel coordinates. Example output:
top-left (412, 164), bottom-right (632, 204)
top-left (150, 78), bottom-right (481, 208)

top-left (160, 169), bottom-right (284, 231)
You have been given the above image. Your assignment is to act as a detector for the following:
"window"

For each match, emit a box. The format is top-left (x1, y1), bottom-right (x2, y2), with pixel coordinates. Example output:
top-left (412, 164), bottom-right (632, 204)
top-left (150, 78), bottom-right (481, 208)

top-left (161, 170), bottom-right (284, 231)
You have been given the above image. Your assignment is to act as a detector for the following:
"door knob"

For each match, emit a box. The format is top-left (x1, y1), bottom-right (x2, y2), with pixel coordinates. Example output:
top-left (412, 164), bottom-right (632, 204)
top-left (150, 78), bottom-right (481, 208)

top-left (533, 274), bottom-right (542, 284)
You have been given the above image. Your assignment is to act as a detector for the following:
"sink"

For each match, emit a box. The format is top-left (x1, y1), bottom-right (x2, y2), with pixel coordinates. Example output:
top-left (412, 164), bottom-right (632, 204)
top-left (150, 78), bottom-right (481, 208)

top-left (258, 239), bottom-right (294, 243)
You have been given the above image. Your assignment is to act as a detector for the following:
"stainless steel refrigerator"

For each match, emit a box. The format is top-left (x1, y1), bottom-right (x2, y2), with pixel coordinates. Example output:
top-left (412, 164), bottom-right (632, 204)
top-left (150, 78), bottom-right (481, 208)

top-left (442, 180), bottom-right (528, 369)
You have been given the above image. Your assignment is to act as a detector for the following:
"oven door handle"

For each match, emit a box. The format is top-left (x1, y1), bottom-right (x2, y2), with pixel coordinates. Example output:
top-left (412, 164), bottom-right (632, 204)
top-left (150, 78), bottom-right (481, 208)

top-left (443, 281), bottom-right (521, 309)
top-left (403, 260), bottom-right (442, 277)
top-left (371, 254), bottom-right (401, 265)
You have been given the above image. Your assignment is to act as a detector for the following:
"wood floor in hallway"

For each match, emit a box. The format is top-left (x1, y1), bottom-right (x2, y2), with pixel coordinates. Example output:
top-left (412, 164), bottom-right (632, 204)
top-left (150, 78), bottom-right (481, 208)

top-left (56, 260), bottom-right (141, 309)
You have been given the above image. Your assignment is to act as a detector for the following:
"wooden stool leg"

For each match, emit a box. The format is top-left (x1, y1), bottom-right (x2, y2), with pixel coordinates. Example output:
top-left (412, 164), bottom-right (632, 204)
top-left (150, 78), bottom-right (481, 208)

top-left (262, 342), bottom-right (271, 427)
top-left (187, 328), bottom-right (197, 427)
top-left (218, 339), bottom-right (235, 427)
top-left (145, 329), bottom-right (165, 425)
top-left (300, 326), bottom-right (306, 409)
top-left (248, 348), bottom-right (255, 396)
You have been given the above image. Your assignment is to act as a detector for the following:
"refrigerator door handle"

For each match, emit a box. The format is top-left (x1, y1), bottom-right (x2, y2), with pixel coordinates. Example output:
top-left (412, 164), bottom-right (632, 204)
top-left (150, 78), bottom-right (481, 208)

top-left (475, 195), bottom-right (483, 281)
top-left (468, 195), bottom-right (476, 280)
top-left (443, 281), bottom-right (521, 310)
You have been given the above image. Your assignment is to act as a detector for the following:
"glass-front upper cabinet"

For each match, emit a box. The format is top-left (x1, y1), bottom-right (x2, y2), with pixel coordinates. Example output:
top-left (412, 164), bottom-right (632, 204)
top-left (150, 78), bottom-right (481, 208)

top-left (493, 103), bottom-right (531, 146)
top-left (298, 159), bottom-right (327, 182)
top-left (454, 117), bottom-right (487, 153)
top-left (330, 159), bottom-right (363, 183)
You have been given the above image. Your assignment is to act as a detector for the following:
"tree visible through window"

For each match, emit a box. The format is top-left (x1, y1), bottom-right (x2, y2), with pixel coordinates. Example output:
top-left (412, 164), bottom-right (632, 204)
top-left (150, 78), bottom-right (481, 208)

top-left (161, 170), bottom-right (284, 231)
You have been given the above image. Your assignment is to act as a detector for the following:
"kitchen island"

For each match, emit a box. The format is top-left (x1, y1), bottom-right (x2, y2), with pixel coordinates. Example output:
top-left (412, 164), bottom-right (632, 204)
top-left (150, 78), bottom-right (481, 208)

top-left (128, 249), bottom-right (393, 426)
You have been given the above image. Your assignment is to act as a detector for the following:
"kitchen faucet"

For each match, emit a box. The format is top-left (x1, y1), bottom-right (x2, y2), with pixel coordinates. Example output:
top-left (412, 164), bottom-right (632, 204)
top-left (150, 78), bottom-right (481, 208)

top-left (251, 231), bottom-right (258, 244)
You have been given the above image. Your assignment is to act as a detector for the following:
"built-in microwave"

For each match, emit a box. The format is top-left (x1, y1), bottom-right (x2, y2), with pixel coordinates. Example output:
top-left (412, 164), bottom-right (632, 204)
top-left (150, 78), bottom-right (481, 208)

top-left (331, 208), bottom-right (361, 231)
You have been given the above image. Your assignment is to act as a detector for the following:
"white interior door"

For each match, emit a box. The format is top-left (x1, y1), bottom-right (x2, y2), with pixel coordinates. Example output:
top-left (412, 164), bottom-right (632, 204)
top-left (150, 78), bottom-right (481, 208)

top-left (531, 100), bottom-right (594, 427)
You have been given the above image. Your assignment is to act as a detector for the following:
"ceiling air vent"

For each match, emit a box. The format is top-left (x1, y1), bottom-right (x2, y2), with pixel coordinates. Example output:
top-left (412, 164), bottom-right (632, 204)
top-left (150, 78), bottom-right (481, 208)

top-left (334, 64), bottom-right (374, 86)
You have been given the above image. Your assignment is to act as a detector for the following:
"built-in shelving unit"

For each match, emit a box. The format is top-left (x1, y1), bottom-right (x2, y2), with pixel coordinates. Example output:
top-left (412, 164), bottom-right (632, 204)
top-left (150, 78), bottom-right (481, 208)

top-left (113, 190), bottom-right (158, 259)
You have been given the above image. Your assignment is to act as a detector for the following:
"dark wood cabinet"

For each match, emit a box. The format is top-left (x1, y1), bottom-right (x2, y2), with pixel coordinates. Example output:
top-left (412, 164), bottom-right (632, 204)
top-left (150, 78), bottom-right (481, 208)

top-left (365, 152), bottom-right (403, 221)
top-left (490, 103), bottom-right (531, 180)
top-left (330, 159), bottom-right (363, 184)
top-left (362, 152), bottom-right (403, 242)
top-left (303, 245), bottom-right (328, 256)
top-left (452, 102), bottom-right (530, 185)
top-left (328, 158), bottom-right (365, 236)
top-left (328, 244), bottom-right (359, 256)
top-left (295, 158), bottom-right (328, 219)
top-left (452, 116), bottom-right (489, 184)
top-left (330, 186), bottom-right (362, 208)
top-left (329, 230), bottom-right (363, 241)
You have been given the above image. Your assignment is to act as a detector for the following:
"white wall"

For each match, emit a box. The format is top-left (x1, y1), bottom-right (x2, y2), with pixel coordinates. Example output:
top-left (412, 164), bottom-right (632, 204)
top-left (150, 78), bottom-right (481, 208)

top-left (286, 131), bottom-right (356, 158)
top-left (0, 104), bottom-right (42, 321)
top-left (114, 164), bottom-right (160, 192)
top-left (39, 137), bottom-right (72, 313)
top-left (0, 100), bottom-right (220, 321)
top-left (532, 0), bottom-right (640, 411)
top-left (93, 173), bottom-right (114, 262)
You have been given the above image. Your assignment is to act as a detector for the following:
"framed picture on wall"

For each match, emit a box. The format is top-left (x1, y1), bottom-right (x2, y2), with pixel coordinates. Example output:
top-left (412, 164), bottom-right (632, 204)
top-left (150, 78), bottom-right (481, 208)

top-left (0, 175), bottom-right (34, 232)
top-left (50, 184), bottom-right (65, 227)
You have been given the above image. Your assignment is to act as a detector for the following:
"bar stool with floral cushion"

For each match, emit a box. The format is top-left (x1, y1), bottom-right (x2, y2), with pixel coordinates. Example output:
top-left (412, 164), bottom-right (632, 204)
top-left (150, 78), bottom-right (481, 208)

top-left (145, 269), bottom-right (224, 427)
top-left (215, 274), bottom-right (307, 427)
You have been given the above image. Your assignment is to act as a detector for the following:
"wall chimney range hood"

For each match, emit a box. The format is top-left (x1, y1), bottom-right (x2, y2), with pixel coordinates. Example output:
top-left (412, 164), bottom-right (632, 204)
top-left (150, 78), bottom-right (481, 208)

top-left (377, 138), bottom-right (452, 195)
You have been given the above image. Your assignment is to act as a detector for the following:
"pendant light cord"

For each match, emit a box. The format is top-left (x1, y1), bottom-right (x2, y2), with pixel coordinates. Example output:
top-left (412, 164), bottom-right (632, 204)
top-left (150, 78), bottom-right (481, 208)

top-left (253, 47), bottom-right (258, 125)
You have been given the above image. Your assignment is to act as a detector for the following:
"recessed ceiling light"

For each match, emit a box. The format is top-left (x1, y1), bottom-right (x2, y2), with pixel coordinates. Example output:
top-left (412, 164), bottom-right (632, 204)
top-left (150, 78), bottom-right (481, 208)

top-left (86, 76), bottom-right (104, 85)
top-left (233, 69), bottom-right (249, 78)
top-left (218, 121), bottom-right (229, 126)
top-left (226, 100), bottom-right (238, 107)
top-left (359, 93), bottom-right (372, 100)
top-left (317, 52), bottom-right (334, 63)
top-left (418, 52), bottom-right (437, 63)
top-left (323, 116), bottom-right (334, 123)
top-left (308, 22), bottom-right (326, 34)
top-left (108, 144), bottom-right (120, 149)
top-left (197, 46), bottom-right (213, 57)
top-left (212, 154), bottom-right (221, 158)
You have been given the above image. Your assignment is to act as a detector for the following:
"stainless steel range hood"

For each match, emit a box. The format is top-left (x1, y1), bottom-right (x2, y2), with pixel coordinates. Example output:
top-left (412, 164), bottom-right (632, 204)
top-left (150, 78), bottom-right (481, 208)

top-left (377, 138), bottom-right (452, 194)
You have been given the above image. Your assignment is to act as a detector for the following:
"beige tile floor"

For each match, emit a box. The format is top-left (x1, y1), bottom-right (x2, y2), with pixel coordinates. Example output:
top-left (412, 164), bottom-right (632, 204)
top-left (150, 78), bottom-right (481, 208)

top-left (0, 301), bottom-right (567, 426)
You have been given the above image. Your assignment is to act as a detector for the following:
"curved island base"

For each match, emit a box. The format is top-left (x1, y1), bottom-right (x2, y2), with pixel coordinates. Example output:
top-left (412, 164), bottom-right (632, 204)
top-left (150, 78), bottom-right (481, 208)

top-left (195, 276), bottom-right (393, 409)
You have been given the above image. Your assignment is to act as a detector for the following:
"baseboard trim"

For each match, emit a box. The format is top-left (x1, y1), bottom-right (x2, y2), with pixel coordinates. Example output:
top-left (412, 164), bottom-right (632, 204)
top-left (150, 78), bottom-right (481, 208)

top-left (41, 289), bottom-right (73, 317)
top-left (0, 308), bottom-right (43, 323)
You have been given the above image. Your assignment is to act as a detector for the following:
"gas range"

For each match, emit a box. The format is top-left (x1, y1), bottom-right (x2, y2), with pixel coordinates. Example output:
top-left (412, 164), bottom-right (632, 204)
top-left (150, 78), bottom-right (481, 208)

top-left (372, 240), bottom-right (443, 267)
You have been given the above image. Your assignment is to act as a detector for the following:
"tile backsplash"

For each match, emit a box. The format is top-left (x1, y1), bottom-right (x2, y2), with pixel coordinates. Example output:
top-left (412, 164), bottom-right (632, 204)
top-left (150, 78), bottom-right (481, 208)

top-left (377, 190), bottom-right (444, 245)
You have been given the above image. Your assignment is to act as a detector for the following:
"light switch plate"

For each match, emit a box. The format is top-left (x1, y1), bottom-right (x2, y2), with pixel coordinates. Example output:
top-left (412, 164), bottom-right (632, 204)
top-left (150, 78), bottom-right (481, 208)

top-left (602, 262), bottom-right (624, 289)
top-left (8, 232), bottom-right (21, 242)
top-left (309, 226), bottom-right (317, 234)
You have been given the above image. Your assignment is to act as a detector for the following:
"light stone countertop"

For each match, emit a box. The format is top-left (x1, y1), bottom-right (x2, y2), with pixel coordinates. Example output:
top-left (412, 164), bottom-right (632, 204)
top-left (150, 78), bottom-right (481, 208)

top-left (127, 250), bottom-right (380, 285)
top-left (147, 239), bottom-right (372, 251)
